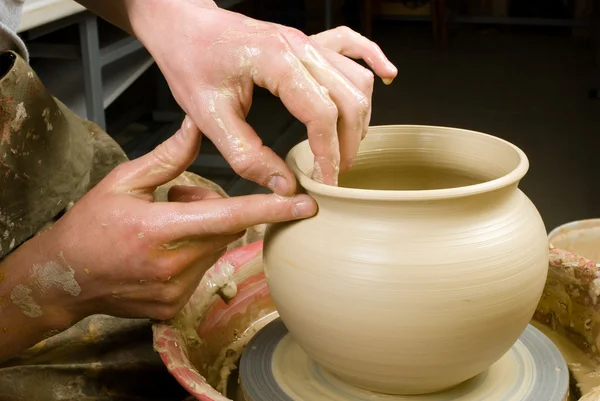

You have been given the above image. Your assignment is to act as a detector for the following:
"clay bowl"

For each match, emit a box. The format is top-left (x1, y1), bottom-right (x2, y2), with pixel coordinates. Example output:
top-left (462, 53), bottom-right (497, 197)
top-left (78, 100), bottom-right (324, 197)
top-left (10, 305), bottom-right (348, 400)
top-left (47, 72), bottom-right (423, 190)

top-left (263, 125), bottom-right (549, 395)
top-left (536, 219), bottom-right (600, 400)
top-left (153, 240), bottom-right (279, 401)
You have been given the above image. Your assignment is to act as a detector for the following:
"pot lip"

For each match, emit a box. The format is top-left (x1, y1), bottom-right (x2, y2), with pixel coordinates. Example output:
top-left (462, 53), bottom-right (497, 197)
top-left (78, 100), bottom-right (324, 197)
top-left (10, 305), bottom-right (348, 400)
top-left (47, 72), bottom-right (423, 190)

top-left (286, 124), bottom-right (529, 201)
top-left (548, 218), bottom-right (600, 243)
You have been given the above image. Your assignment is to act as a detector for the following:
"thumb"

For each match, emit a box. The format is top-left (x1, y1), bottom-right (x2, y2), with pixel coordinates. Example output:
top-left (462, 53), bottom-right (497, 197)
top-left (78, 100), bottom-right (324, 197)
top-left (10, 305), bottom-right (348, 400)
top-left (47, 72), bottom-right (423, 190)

top-left (111, 116), bottom-right (202, 192)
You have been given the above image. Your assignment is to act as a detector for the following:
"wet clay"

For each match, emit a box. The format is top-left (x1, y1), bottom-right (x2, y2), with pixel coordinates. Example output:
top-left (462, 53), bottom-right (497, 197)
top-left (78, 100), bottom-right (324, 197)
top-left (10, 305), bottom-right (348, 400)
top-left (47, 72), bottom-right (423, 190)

top-left (338, 158), bottom-right (488, 190)
top-left (533, 219), bottom-right (600, 400)
top-left (264, 125), bottom-right (549, 395)
top-left (532, 321), bottom-right (600, 398)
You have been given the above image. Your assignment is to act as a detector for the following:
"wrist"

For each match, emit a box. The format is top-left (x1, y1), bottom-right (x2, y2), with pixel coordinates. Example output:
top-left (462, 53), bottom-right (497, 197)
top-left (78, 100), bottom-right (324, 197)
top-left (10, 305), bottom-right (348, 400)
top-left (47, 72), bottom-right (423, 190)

top-left (0, 234), bottom-right (82, 361)
top-left (128, 0), bottom-right (218, 44)
top-left (2, 231), bottom-right (84, 328)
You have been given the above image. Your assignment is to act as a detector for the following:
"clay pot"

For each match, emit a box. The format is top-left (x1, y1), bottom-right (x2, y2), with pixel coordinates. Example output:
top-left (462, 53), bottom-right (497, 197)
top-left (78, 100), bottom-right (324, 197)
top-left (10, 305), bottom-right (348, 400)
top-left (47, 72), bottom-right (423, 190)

top-left (263, 125), bottom-right (549, 395)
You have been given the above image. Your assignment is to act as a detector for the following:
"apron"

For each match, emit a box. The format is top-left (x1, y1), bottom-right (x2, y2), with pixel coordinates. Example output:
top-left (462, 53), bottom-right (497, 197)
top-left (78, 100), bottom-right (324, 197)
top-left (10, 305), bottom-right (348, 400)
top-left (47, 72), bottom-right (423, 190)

top-left (0, 50), bottom-right (261, 400)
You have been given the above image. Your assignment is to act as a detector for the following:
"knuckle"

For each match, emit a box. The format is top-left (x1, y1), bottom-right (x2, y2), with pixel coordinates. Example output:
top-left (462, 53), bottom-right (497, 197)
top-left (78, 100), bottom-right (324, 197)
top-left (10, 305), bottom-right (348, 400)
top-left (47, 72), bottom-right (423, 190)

top-left (283, 26), bottom-right (305, 41)
top-left (157, 284), bottom-right (183, 306)
top-left (105, 162), bottom-right (129, 183)
top-left (151, 305), bottom-right (180, 321)
top-left (361, 68), bottom-right (375, 90)
top-left (222, 205), bottom-right (245, 232)
top-left (337, 25), bottom-right (355, 36)
top-left (151, 142), bottom-right (177, 170)
top-left (153, 263), bottom-right (178, 282)
top-left (228, 151), bottom-right (261, 180)
top-left (271, 31), bottom-right (291, 52)
top-left (321, 101), bottom-right (339, 124)
top-left (356, 94), bottom-right (370, 117)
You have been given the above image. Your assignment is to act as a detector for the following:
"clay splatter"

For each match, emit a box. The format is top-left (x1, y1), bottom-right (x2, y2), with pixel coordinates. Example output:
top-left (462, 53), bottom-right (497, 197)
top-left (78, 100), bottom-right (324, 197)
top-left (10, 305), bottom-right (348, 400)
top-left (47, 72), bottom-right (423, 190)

top-left (42, 108), bottom-right (53, 131)
top-left (31, 259), bottom-right (81, 297)
top-left (10, 284), bottom-right (43, 318)
top-left (9, 102), bottom-right (27, 132)
top-left (0, 122), bottom-right (10, 146)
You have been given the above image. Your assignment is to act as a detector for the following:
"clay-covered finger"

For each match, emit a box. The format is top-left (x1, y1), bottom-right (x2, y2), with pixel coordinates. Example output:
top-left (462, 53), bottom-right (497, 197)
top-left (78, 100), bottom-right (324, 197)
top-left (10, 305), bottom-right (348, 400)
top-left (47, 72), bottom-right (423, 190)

top-left (145, 231), bottom-right (243, 281)
top-left (253, 46), bottom-right (340, 185)
top-left (195, 93), bottom-right (297, 196)
top-left (109, 116), bottom-right (202, 193)
top-left (167, 185), bottom-right (223, 202)
top-left (316, 46), bottom-right (376, 166)
top-left (311, 26), bottom-right (398, 85)
top-left (160, 193), bottom-right (317, 237)
top-left (278, 30), bottom-right (368, 174)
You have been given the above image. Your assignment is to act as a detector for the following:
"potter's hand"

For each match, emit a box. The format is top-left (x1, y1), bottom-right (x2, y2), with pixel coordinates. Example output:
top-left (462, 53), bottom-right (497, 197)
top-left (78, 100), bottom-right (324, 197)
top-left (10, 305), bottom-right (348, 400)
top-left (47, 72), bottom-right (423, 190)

top-left (131, 1), bottom-right (397, 193)
top-left (33, 117), bottom-right (316, 322)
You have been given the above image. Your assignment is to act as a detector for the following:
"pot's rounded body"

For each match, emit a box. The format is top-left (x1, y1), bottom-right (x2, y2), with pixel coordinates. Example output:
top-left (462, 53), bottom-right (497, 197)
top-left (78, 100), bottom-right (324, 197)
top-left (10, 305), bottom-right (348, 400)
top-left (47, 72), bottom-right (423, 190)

top-left (263, 125), bottom-right (549, 395)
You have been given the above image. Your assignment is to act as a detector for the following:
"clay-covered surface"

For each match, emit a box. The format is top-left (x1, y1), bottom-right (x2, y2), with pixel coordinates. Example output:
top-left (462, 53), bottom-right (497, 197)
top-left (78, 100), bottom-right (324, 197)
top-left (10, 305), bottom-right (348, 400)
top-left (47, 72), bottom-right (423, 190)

top-left (154, 220), bottom-right (600, 401)
top-left (153, 240), bottom-right (278, 401)
top-left (534, 219), bottom-right (600, 399)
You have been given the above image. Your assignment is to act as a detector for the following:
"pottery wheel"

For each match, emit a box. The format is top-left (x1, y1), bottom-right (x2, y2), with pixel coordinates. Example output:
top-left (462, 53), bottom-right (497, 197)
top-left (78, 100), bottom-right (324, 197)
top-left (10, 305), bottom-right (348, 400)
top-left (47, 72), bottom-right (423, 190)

top-left (239, 318), bottom-right (569, 401)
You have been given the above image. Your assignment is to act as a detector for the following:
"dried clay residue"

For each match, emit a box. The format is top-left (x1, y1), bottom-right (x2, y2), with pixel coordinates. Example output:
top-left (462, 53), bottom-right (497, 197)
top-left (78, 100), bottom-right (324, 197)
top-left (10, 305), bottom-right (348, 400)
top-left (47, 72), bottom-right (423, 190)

top-left (10, 284), bottom-right (42, 318)
top-left (31, 258), bottom-right (81, 297)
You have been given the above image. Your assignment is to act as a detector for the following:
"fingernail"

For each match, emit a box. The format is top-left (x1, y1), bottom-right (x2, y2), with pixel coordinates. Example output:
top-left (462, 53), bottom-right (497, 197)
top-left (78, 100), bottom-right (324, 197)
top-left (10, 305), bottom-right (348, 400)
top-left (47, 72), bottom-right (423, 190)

top-left (267, 175), bottom-right (289, 195)
top-left (293, 199), bottom-right (316, 218)
top-left (382, 77), bottom-right (394, 85)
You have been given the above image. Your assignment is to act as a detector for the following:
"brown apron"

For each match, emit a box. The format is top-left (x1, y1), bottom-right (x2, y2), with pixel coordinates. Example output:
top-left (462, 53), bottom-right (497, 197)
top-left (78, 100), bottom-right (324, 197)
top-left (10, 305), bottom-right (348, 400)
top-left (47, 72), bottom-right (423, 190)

top-left (0, 50), bottom-right (258, 400)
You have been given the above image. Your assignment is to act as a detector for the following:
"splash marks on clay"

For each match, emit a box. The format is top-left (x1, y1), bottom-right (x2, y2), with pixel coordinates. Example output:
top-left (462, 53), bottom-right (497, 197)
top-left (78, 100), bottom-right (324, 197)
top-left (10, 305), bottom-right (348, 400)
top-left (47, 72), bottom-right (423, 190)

top-left (9, 102), bottom-right (27, 133)
top-left (42, 108), bottom-right (53, 131)
top-left (10, 284), bottom-right (42, 318)
top-left (0, 210), bottom-right (15, 230)
top-left (0, 122), bottom-right (10, 146)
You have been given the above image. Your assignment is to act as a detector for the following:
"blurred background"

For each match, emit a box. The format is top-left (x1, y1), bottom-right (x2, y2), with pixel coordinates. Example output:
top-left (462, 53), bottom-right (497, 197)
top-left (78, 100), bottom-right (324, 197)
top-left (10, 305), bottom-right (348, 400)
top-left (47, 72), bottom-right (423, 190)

top-left (19, 0), bottom-right (600, 231)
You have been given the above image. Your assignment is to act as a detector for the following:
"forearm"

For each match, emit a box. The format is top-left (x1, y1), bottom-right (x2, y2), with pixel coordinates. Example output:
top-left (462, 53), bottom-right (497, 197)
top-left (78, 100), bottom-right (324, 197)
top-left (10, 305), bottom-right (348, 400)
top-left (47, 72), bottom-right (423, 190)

top-left (74, 0), bottom-right (218, 38)
top-left (74, 0), bottom-right (136, 35)
top-left (0, 235), bottom-right (76, 363)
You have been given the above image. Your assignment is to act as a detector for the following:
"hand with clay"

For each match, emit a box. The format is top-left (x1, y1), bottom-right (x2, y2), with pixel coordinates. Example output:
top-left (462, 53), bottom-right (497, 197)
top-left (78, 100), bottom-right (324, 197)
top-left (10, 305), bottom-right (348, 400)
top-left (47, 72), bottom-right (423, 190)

top-left (80, 0), bottom-right (398, 192)
top-left (0, 117), bottom-right (317, 362)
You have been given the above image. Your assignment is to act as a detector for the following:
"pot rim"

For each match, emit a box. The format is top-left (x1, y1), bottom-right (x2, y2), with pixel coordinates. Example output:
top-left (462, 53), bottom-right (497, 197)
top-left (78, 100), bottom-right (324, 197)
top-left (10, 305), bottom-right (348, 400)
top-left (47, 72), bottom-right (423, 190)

top-left (548, 218), bottom-right (600, 243)
top-left (286, 124), bottom-right (529, 201)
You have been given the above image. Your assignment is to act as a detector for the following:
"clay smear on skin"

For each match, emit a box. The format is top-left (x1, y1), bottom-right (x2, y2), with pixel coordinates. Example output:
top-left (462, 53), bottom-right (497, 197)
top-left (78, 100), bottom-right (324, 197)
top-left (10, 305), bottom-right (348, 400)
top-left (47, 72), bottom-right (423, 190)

top-left (11, 284), bottom-right (42, 318)
top-left (31, 259), bottom-right (81, 297)
top-left (10, 254), bottom-right (81, 318)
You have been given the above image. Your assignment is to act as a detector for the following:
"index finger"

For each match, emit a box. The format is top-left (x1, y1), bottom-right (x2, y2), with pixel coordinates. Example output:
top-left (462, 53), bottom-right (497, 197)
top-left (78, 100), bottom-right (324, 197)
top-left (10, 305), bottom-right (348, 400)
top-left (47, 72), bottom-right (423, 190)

top-left (154, 193), bottom-right (318, 238)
